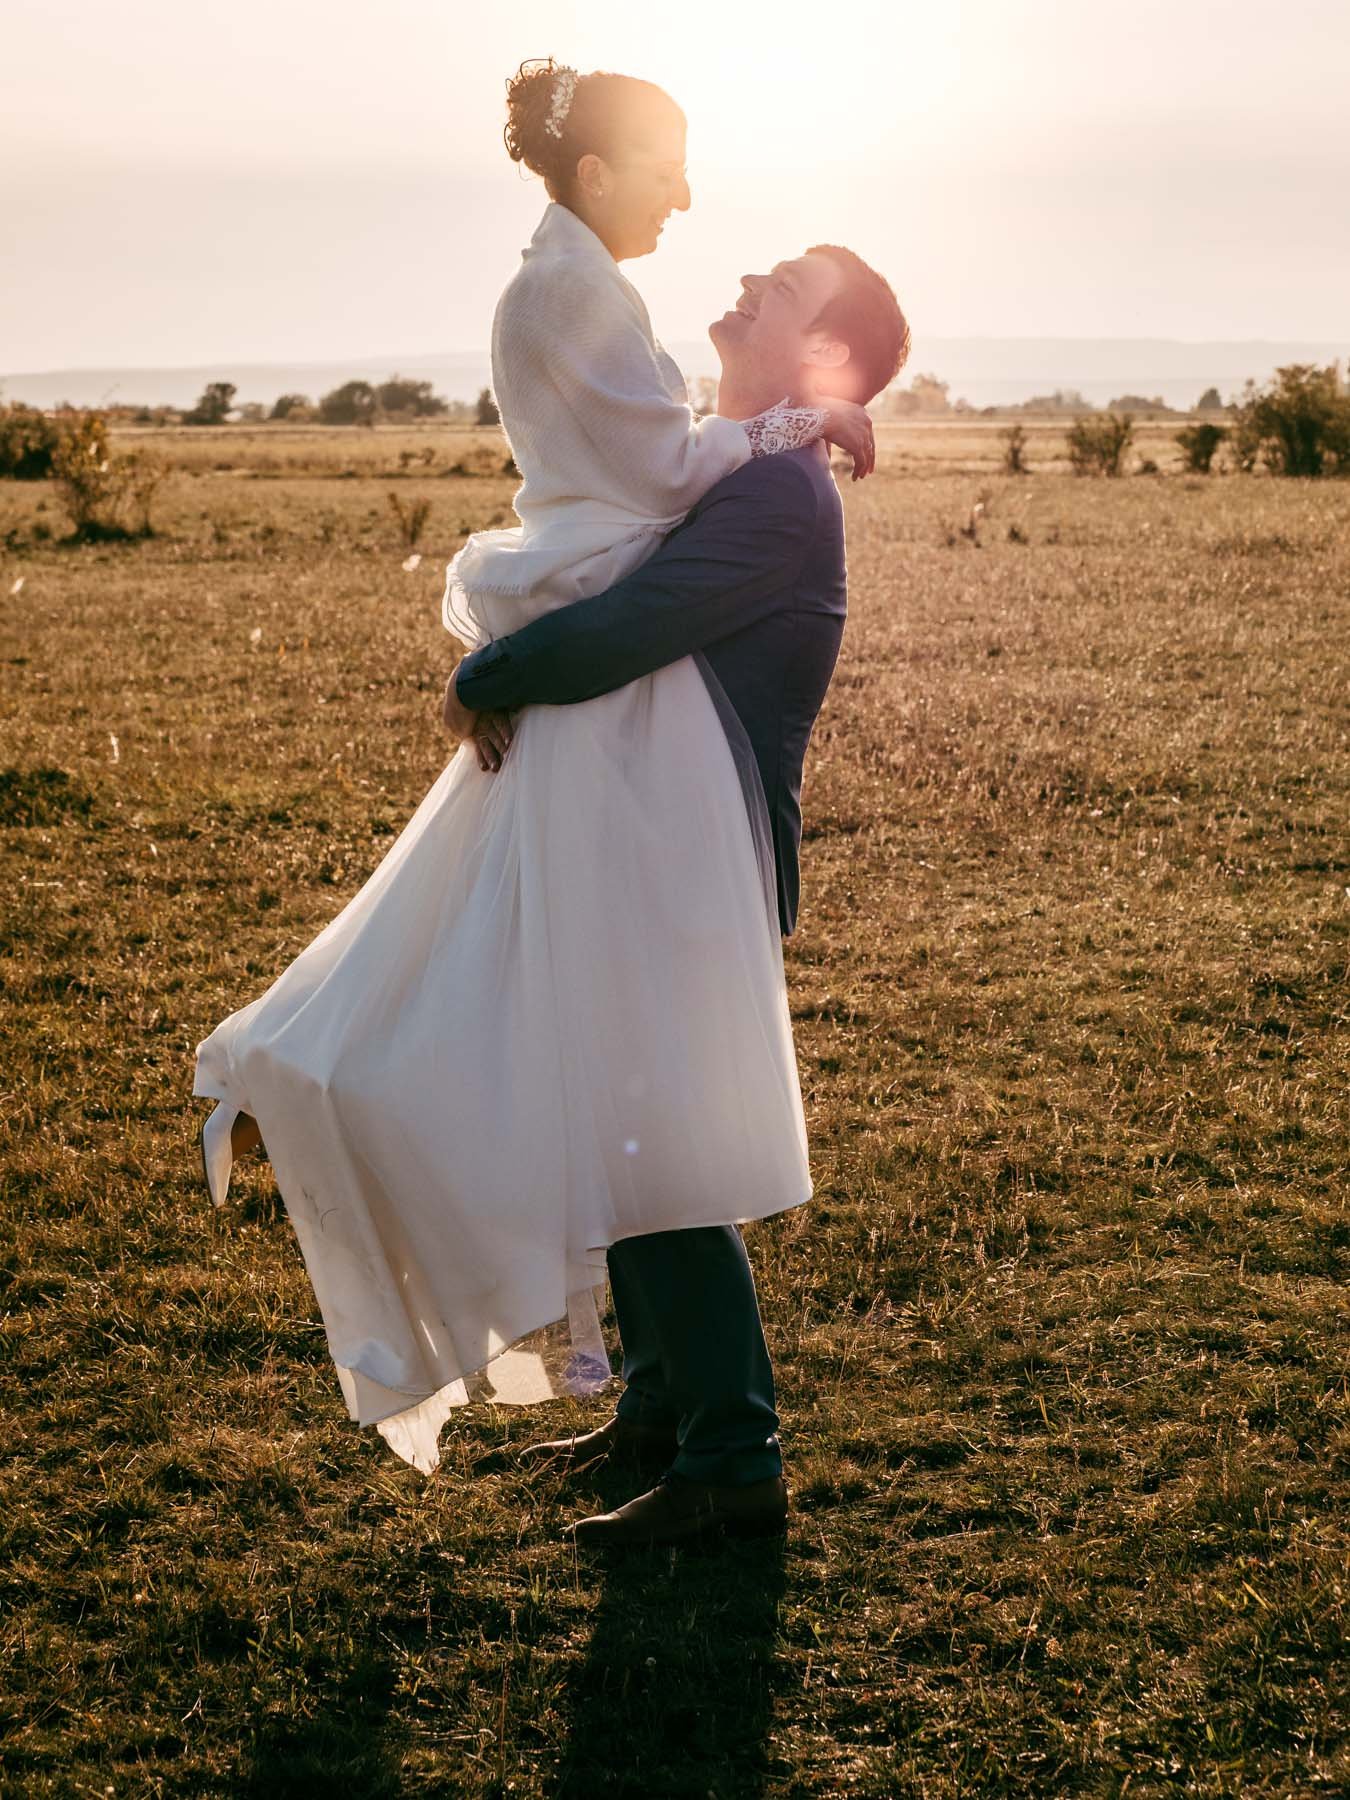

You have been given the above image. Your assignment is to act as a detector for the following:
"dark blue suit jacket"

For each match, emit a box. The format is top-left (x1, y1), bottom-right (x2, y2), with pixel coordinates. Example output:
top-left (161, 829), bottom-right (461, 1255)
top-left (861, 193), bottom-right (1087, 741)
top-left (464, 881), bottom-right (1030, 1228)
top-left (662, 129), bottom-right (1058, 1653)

top-left (453, 444), bottom-right (847, 935)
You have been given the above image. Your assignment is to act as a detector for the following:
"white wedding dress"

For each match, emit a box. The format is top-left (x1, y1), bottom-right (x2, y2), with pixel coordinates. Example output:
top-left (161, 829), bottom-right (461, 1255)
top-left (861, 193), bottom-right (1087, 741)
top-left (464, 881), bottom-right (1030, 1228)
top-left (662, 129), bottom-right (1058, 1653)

top-left (192, 203), bottom-right (815, 1473)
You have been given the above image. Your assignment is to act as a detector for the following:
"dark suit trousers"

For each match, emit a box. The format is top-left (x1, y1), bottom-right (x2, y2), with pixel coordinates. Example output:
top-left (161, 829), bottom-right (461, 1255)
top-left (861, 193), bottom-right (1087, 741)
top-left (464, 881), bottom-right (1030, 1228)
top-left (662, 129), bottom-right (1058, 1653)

top-left (605, 1224), bottom-right (783, 1486)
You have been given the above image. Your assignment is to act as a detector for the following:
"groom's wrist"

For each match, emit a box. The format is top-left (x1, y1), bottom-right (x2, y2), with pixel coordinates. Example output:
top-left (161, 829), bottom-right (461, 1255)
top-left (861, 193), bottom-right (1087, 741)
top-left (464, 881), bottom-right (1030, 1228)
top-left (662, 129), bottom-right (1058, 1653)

top-left (455, 639), bottom-right (516, 711)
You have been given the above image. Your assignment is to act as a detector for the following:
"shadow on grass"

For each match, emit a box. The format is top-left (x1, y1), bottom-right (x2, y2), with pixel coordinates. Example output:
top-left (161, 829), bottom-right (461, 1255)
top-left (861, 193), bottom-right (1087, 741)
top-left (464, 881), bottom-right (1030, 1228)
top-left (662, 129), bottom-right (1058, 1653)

top-left (234, 1643), bottom-right (405, 1799)
top-left (553, 1485), bottom-right (788, 1799)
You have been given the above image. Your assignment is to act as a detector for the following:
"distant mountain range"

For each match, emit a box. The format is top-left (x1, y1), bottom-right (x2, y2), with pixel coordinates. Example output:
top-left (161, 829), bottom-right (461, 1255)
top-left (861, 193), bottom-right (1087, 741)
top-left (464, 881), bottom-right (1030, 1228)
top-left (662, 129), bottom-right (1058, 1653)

top-left (3, 338), bottom-right (1345, 414)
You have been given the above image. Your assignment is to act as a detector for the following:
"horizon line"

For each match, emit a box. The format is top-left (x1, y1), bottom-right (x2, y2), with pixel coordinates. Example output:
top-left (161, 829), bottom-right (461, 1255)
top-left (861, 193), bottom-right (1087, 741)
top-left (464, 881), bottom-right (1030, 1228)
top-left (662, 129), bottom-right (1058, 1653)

top-left (5, 333), bottom-right (1349, 382)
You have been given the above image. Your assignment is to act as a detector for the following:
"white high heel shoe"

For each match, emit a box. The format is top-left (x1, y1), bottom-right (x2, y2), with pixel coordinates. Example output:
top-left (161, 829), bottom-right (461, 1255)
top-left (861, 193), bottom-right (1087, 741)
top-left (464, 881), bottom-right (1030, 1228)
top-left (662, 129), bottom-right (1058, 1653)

top-left (200, 1102), bottom-right (239, 1209)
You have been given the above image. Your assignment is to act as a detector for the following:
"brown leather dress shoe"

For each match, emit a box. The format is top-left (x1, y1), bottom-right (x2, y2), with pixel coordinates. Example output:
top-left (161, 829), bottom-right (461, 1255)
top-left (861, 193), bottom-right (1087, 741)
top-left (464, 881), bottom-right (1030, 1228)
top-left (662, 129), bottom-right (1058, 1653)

top-left (517, 1411), bottom-right (678, 1472)
top-left (567, 1471), bottom-right (789, 1546)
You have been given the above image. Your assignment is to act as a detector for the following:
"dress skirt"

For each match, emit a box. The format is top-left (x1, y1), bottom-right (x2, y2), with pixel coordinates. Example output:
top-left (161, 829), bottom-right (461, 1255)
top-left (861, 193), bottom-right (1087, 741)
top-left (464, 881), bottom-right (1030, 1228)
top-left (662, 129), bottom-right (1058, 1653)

top-left (192, 652), bottom-right (811, 1473)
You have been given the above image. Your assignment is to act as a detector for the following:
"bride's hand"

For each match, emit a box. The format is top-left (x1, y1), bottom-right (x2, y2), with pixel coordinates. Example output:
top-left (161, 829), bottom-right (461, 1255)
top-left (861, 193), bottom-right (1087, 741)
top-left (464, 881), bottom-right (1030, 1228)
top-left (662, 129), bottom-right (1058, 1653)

top-left (441, 669), bottom-right (515, 773)
top-left (470, 711), bottom-right (515, 773)
top-left (822, 400), bottom-right (876, 481)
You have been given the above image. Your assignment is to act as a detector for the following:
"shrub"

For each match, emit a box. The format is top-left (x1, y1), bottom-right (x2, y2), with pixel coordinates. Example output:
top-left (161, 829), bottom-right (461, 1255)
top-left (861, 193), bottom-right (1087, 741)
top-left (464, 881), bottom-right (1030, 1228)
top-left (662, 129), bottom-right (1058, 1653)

top-left (1176, 421), bottom-right (1227, 473)
top-left (270, 394), bottom-right (313, 421)
top-left (319, 381), bottom-right (377, 426)
top-left (1196, 386), bottom-right (1224, 412)
top-left (0, 404), bottom-right (64, 479)
top-left (1067, 411), bottom-right (1134, 477)
top-left (1229, 363), bottom-right (1350, 477)
top-left (386, 491), bottom-right (432, 549)
top-left (939, 489), bottom-right (991, 547)
top-left (1001, 422), bottom-right (1028, 475)
top-left (51, 412), bottom-right (169, 541)
top-left (475, 388), bottom-right (500, 427)
top-left (446, 445), bottom-right (508, 477)
top-left (1230, 409), bottom-right (1261, 473)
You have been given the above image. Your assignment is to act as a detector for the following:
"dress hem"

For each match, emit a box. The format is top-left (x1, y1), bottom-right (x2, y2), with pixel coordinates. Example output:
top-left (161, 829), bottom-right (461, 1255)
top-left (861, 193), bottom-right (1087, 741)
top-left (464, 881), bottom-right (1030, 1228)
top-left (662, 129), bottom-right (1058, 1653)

top-left (330, 1176), bottom-right (812, 1430)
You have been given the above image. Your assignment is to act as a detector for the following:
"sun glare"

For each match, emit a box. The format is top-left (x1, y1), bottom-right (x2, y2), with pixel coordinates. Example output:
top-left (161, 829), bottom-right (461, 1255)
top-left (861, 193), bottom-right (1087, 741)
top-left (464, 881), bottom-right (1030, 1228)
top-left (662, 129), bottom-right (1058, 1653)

top-left (557, 0), bottom-right (958, 177)
top-left (506, 0), bottom-right (962, 341)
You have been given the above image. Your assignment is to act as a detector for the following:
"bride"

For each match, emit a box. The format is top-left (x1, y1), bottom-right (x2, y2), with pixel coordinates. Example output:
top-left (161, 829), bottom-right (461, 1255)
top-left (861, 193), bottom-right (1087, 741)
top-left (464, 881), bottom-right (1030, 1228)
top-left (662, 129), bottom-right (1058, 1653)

top-left (193, 58), bottom-right (872, 1475)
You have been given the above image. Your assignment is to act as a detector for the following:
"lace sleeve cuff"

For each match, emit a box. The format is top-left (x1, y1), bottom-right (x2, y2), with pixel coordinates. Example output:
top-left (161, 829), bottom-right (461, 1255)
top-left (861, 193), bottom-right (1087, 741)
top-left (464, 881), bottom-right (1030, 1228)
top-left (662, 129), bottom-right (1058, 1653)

top-left (741, 397), bottom-right (828, 458)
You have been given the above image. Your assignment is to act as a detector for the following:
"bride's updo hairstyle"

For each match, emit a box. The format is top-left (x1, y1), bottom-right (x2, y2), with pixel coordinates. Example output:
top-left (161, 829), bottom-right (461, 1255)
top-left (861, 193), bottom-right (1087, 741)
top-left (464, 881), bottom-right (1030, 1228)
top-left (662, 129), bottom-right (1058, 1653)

top-left (504, 57), bottom-right (684, 204)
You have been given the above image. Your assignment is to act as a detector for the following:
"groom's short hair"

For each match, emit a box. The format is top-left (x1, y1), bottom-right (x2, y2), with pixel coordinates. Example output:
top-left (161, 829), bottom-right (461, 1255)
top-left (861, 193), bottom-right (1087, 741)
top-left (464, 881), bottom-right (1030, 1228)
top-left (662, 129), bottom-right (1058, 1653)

top-left (806, 245), bottom-right (910, 404)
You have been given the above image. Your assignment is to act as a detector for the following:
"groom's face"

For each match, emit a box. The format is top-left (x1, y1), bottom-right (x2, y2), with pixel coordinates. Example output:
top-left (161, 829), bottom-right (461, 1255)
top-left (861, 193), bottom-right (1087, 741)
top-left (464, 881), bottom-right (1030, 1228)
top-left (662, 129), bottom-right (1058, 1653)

top-left (709, 253), bottom-right (848, 397)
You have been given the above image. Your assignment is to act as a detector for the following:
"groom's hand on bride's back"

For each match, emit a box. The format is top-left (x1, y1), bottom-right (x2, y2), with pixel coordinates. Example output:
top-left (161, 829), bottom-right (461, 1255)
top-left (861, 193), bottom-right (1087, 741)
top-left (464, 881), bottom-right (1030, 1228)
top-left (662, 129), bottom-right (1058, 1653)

top-left (440, 665), bottom-right (515, 773)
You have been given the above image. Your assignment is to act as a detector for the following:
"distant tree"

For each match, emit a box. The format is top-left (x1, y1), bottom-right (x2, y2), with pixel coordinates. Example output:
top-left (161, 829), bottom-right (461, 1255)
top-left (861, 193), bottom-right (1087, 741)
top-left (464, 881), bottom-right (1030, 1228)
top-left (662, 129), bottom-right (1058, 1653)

top-left (885, 373), bottom-right (951, 417)
top-left (1067, 411), bottom-right (1134, 476)
top-left (913, 374), bottom-right (951, 412)
top-left (1196, 386), bottom-right (1224, 412)
top-left (237, 401), bottom-right (266, 423)
top-left (183, 381), bottom-right (237, 425)
top-left (1229, 363), bottom-right (1350, 477)
top-left (270, 393), bottom-right (312, 421)
top-left (1175, 421), bottom-right (1227, 473)
top-left (0, 403), bottom-right (63, 478)
top-left (375, 376), bottom-right (449, 417)
top-left (1016, 389), bottom-right (1093, 415)
top-left (1108, 394), bottom-right (1173, 415)
top-left (688, 375), bottom-right (718, 418)
top-left (319, 380), bottom-right (377, 426)
top-left (475, 387), bottom-right (501, 427)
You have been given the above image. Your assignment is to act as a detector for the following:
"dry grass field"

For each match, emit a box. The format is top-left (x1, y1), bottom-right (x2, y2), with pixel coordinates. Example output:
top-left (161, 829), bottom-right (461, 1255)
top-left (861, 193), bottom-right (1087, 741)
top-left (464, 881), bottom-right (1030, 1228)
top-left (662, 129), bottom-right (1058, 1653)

top-left (1, 420), bottom-right (1347, 1797)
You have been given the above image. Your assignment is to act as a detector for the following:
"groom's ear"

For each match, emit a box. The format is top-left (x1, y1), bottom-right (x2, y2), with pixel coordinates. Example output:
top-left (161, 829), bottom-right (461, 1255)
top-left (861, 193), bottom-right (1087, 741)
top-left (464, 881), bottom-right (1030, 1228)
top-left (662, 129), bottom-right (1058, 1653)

top-left (802, 331), bottom-right (857, 401)
top-left (802, 336), bottom-right (867, 406)
top-left (803, 329), bottom-right (851, 374)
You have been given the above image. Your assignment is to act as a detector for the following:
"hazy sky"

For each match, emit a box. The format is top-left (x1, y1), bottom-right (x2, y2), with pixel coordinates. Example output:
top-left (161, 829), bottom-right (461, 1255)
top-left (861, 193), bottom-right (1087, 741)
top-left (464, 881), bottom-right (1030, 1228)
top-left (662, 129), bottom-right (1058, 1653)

top-left (3, 0), bottom-right (1348, 371)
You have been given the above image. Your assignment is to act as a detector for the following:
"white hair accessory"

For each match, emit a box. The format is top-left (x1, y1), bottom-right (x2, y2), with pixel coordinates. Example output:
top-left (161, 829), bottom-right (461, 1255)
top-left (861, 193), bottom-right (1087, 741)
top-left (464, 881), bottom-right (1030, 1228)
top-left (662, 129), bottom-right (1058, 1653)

top-left (544, 66), bottom-right (578, 139)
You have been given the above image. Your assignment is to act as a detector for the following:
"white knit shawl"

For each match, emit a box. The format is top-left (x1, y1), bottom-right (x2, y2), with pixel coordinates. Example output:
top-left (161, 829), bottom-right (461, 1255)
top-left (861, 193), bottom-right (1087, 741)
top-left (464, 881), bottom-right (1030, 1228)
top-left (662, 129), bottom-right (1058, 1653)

top-left (443, 203), bottom-right (752, 648)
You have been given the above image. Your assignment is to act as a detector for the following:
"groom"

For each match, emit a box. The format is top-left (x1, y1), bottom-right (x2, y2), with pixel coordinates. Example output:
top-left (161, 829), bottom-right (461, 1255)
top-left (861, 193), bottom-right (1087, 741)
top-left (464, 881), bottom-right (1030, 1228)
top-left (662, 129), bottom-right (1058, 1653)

top-left (444, 244), bottom-right (909, 1546)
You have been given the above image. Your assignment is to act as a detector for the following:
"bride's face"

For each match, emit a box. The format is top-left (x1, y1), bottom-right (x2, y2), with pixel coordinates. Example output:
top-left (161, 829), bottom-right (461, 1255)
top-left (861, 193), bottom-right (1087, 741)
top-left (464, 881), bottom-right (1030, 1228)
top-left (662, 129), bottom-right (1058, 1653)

top-left (574, 116), bottom-right (691, 261)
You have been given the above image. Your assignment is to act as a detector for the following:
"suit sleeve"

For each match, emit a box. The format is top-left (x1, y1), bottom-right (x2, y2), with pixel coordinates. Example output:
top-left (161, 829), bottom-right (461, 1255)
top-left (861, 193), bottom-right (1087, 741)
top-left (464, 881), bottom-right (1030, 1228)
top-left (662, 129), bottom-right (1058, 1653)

top-left (454, 459), bottom-right (820, 711)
